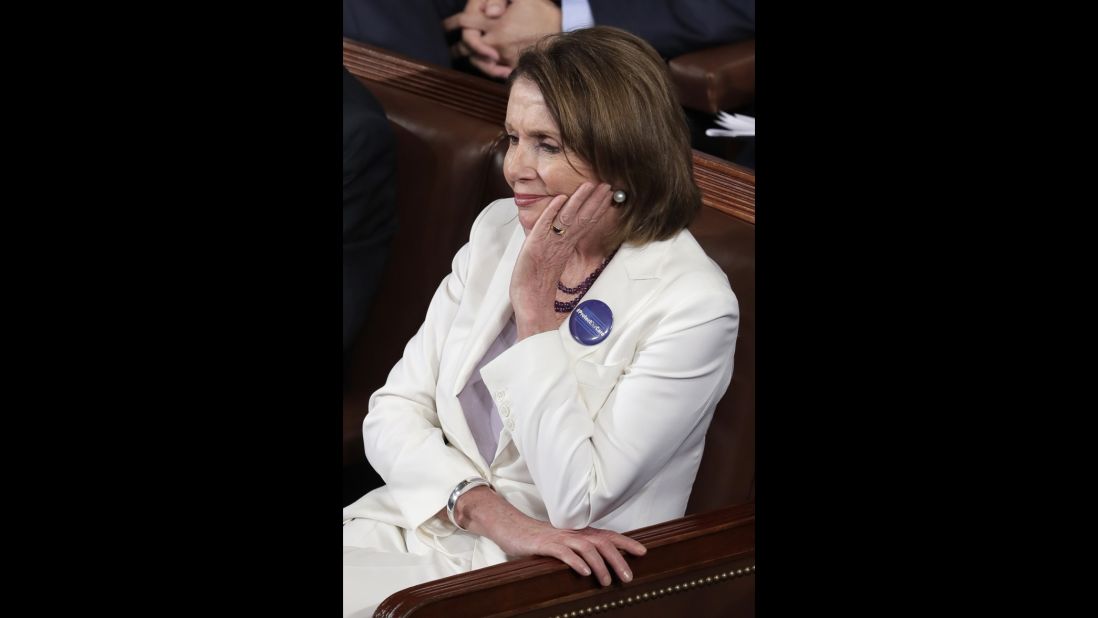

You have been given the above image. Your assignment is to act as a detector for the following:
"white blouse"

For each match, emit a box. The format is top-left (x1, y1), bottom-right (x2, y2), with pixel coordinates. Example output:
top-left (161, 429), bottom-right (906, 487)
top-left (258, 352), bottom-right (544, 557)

top-left (456, 316), bottom-right (518, 466)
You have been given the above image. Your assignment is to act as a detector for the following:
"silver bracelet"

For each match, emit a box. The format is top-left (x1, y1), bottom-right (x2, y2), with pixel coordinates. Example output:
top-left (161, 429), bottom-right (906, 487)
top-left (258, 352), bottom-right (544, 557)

top-left (446, 477), bottom-right (493, 531)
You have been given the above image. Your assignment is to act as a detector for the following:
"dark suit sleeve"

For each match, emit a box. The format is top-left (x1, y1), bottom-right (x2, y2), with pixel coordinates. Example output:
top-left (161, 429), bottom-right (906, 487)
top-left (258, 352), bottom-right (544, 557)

top-left (343, 0), bottom-right (462, 67)
top-left (589, 0), bottom-right (754, 58)
top-left (343, 68), bottom-right (398, 352)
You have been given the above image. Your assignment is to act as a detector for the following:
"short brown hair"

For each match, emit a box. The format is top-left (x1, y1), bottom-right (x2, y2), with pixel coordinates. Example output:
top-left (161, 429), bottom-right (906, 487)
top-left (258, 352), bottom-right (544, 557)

top-left (509, 26), bottom-right (701, 247)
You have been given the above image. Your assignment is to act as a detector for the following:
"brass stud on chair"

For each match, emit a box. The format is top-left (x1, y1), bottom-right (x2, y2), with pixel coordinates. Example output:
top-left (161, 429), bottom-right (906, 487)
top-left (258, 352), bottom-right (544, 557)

top-left (550, 563), bottom-right (756, 617)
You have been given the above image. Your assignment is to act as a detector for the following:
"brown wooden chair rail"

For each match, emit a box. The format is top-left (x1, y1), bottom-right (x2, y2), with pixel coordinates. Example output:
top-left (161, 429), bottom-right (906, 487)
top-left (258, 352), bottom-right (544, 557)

top-left (375, 503), bottom-right (755, 618)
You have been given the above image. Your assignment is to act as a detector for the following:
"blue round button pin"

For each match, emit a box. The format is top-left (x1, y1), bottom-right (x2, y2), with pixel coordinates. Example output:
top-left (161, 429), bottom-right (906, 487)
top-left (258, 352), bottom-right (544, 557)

top-left (569, 299), bottom-right (613, 346)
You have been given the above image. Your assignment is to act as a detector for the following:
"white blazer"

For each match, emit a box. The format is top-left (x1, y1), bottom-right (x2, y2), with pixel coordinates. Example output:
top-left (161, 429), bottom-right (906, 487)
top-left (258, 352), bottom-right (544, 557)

top-left (343, 198), bottom-right (739, 569)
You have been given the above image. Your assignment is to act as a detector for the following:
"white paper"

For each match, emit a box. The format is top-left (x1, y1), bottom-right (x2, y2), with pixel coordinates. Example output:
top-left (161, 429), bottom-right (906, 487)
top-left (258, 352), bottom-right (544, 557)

top-left (705, 111), bottom-right (755, 138)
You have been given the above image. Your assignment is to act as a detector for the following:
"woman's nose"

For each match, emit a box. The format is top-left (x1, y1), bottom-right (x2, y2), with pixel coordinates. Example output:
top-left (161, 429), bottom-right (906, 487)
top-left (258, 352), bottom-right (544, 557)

top-left (505, 143), bottom-right (536, 183)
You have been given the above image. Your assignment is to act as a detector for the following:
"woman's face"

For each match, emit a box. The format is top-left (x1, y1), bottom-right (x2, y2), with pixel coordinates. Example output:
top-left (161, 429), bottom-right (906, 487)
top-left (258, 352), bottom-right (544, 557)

top-left (504, 78), bottom-right (599, 234)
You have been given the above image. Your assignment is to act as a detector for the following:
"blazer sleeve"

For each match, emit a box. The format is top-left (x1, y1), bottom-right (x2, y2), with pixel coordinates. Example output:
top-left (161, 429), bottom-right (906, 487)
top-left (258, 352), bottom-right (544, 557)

top-left (589, 0), bottom-right (755, 59)
top-left (480, 275), bottom-right (739, 529)
top-left (362, 211), bottom-right (489, 534)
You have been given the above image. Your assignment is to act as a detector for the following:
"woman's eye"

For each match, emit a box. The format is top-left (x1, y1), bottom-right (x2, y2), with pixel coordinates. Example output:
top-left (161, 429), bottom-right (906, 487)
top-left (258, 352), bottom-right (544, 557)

top-left (539, 143), bottom-right (561, 154)
top-left (507, 134), bottom-right (519, 145)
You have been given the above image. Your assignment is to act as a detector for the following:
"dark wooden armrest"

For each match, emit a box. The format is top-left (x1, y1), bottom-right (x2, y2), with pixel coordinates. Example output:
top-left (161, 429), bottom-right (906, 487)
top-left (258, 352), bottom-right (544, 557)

top-left (375, 502), bottom-right (755, 618)
top-left (668, 39), bottom-right (755, 115)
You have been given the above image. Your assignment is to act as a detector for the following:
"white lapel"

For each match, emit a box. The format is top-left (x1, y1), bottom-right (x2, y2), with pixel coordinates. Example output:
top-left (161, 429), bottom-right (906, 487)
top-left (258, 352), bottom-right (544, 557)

top-left (436, 223), bottom-right (525, 471)
top-left (491, 238), bottom-right (669, 461)
top-left (449, 223), bottom-right (525, 399)
top-left (554, 240), bottom-right (666, 362)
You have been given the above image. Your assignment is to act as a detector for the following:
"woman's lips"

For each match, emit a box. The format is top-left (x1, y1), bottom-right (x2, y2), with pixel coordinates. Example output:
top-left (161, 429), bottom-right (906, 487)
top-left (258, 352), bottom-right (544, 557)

top-left (513, 194), bottom-right (548, 207)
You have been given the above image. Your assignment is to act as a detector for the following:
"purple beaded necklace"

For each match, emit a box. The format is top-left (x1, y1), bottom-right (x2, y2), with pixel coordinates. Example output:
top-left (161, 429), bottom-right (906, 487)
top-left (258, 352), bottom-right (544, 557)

top-left (554, 246), bottom-right (620, 313)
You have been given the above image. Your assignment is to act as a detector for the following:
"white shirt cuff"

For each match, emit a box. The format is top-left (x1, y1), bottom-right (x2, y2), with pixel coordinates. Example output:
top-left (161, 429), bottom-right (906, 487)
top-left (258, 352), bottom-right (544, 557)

top-left (561, 0), bottom-right (596, 31)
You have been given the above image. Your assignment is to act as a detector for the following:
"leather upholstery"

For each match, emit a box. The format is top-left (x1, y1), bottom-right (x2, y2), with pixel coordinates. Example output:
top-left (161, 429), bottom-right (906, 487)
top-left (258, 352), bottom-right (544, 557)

top-left (669, 38), bottom-right (755, 114)
top-left (343, 72), bottom-right (512, 467)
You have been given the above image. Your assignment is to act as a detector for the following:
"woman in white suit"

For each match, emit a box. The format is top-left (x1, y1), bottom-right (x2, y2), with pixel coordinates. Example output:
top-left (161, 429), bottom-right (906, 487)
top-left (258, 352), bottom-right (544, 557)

top-left (343, 26), bottom-right (739, 617)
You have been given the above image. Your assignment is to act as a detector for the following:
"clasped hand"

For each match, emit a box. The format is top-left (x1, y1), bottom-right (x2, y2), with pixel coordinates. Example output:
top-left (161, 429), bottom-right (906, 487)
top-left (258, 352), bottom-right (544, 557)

top-left (443, 0), bottom-right (563, 79)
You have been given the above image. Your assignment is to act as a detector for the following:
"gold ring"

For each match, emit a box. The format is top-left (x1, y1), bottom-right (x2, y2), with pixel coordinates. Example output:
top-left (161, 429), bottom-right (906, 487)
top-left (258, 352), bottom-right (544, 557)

top-left (551, 224), bottom-right (566, 236)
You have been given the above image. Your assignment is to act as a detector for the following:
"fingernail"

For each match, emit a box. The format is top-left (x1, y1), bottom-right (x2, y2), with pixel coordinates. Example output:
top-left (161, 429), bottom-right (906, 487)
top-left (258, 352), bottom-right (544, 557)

top-left (602, 577), bottom-right (611, 586)
top-left (623, 570), bottom-right (632, 582)
top-left (582, 567), bottom-right (591, 575)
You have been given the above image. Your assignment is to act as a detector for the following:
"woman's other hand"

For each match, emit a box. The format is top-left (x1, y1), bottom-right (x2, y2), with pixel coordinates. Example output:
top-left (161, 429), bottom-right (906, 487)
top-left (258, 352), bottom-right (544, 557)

top-left (454, 485), bottom-right (646, 585)
top-left (508, 522), bottom-right (647, 586)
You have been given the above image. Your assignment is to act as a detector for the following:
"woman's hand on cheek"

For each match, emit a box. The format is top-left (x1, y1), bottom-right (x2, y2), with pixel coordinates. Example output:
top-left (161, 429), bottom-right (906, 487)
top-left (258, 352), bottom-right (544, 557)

top-left (510, 182), bottom-right (613, 340)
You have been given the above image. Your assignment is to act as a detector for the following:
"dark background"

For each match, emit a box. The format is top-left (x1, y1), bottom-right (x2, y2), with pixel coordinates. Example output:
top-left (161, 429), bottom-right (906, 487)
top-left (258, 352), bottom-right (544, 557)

top-left (29, 2), bottom-right (1010, 614)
